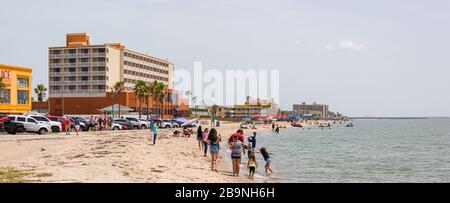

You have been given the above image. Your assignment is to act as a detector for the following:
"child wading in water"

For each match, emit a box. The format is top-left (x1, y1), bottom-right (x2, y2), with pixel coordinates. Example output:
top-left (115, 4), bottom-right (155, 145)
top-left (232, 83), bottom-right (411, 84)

top-left (247, 154), bottom-right (258, 180)
top-left (260, 147), bottom-right (273, 175)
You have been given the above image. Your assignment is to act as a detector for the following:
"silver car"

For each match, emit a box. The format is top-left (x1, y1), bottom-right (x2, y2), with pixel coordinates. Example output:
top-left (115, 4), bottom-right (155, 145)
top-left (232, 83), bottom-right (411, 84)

top-left (29, 115), bottom-right (62, 132)
top-left (8, 115), bottom-right (51, 135)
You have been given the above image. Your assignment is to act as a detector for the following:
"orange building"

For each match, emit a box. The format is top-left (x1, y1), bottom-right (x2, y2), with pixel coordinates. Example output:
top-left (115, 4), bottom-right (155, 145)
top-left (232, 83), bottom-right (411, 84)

top-left (48, 33), bottom-right (188, 118)
top-left (0, 64), bottom-right (32, 114)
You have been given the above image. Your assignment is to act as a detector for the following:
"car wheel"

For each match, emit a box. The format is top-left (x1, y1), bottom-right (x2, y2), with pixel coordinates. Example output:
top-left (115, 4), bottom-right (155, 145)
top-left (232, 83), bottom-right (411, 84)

top-left (165, 125), bottom-right (170, 129)
top-left (141, 125), bottom-right (147, 129)
top-left (8, 131), bottom-right (16, 135)
top-left (113, 126), bottom-right (119, 131)
top-left (133, 126), bottom-right (139, 130)
top-left (16, 127), bottom-right (25, 133)
top-left (51, 126), bottom-right (60, 133)
top-left (38, 128), bottom-right (48, 135)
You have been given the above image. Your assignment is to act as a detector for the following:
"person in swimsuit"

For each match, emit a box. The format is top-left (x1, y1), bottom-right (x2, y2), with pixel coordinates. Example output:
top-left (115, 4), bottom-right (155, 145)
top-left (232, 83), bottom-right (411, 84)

top-left (247, 154), bottom-right (258, 180)
top-left (207, 128), bottom-right (220, 172)
top-left (260, 147), bottom-right (273, 175)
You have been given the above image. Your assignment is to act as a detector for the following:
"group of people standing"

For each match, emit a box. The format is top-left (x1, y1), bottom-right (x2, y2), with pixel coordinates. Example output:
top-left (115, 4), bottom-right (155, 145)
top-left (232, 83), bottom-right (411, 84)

top-left (196, 126), bottom-right (273, 179)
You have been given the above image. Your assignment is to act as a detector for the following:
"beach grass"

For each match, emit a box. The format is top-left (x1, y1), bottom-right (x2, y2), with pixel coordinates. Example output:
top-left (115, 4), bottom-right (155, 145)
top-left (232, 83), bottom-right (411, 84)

top-left (0, 167), bottom-right (33, 183)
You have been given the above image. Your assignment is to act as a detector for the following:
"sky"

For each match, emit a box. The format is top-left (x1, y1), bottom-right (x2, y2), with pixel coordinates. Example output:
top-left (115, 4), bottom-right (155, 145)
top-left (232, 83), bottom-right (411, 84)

top-left (1, 0), bottom-right (450, 117)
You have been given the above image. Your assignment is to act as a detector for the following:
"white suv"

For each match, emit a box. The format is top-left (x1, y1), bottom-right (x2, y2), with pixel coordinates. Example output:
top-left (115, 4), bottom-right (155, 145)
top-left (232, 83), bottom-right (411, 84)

top-left (29, 115), bottom-right (62, 132)
top-left (8, 115), bottom-right (51, 135)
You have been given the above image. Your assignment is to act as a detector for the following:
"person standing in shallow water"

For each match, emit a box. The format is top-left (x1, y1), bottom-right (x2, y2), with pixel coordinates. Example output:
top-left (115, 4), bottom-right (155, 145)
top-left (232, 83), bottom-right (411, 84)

top-left (152, 122), bottom-right (158, 145)
top-left (197, 126), bottom-right (203, 150)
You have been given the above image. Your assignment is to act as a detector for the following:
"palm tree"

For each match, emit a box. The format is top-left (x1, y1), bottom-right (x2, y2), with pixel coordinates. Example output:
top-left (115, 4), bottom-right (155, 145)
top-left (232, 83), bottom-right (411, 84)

top-left (34, 84), bottom-right (48, 102)
top-left (133, 80), bottom-right (147, 118)
top-left (157, 83), bottom-right (167, 119)
top-left (148, 81), bottom-right (166, 118)
top-left (142, 84), bottom-right (151, 119)
top-left (0, 78), bottom-right (6, 103)
top-left (114, 81), bottom-right (125, 117)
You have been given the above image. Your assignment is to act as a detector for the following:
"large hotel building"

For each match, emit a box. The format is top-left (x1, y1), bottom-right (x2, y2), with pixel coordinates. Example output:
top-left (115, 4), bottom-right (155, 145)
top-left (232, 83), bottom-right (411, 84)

top-left (48, 33), bottom-right (188, 117)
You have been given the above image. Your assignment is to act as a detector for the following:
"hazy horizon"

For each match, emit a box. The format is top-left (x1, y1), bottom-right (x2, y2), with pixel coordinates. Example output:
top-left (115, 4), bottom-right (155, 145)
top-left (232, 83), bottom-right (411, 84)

top-left (1, 0), bottom-right (449, 117)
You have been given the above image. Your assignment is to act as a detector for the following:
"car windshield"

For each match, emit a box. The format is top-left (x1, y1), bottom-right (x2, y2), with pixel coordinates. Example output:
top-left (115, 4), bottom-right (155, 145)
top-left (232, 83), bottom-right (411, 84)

top-left (32, 116), bottom-right (49, 122)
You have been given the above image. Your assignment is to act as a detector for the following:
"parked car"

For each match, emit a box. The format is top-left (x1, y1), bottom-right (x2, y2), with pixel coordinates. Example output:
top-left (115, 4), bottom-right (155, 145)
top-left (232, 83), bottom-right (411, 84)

top-left (113, 119), bottom-right (133, 130)
top-left (148, 118), bottom-right (173, 129)
top-left (3, 120), bottom-right (25, 135)
top-left (0, 116), bottom-right (10, 132)
top-left (8, 115), bottom-right (51, 135)
top-left (111, 122), bottom-right (126, 131)
top-left (123, 117), bottom-right (142, 130)
top-left (68, 116), bottom-right (89, 131)
top-left (48, 116), bottom-right (75, 130)
top-left (29, 115), bottom-right (62, 132)
top-left (137, 118), bottom-right (151, 129)
top-left (163, 119), bottom-right (179, 128)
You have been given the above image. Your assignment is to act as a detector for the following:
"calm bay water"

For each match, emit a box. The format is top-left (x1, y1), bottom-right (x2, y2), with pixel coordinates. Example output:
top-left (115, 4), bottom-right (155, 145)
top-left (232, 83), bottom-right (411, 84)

top-left (253, 119), bottom-right (450, 183)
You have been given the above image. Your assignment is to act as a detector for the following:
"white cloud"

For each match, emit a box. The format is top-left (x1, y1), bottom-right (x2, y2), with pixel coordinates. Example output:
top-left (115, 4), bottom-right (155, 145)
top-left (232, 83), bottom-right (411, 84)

top-left (325, 41), bottom-right (368, 53)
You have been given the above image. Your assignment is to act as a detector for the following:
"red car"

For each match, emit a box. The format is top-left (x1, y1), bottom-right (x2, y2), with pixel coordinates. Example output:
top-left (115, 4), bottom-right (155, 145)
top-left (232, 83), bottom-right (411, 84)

top-left (0, 116), bottom-right (10, 130)
top-left (47, 116), bottom-right (75, 129)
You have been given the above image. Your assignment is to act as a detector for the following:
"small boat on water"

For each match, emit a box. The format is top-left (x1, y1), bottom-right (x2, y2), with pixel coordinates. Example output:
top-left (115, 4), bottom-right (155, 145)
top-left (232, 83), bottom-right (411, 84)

top-left (291, 123), bottom-right (303, 128)
top-left (319, 124), bottom-right (331, 128)
top-left (346, 123), bottom-right (354, 128)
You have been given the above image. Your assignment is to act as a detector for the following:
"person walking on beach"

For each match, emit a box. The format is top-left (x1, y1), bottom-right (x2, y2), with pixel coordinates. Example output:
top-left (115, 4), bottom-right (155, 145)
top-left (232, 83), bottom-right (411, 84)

top-left (63, 118), bottom-right (71, 135)
top-left (202, 128), bottom-right (209, 157)
top-left (229, 135), bottom-right (243, 176)
top-left (197, 126), bottom-right (203, 150)
top-left (152, 122), bottom-right (158, 145)
top-left (207, 128), bottom-right (220, 172)
top-left (247, 154), bottom-right (258, 180)
top-left (98, 116), bottom-right (103, 131)
top-left (247, 137), bottom-right (254, 159)
top-left (260, 147), bottom-right (273, 175)
top-left (74, 119), bottom-right (81, 136)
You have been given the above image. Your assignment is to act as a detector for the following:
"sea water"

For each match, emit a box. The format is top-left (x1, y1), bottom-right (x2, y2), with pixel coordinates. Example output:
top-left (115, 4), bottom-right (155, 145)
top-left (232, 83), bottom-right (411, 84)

top-left (250, 119), bottom-right (450, 183)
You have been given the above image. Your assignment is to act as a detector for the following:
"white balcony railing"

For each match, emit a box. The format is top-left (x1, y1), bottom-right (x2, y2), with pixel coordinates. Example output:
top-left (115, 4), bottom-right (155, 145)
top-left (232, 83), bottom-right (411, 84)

top-left (49, 62), bottom-right (106, 67)
top-left (50, 53), bottom-right (106, 58)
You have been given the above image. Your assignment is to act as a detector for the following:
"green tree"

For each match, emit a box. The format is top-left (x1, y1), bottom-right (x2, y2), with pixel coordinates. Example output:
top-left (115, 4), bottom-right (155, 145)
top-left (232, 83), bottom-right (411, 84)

top-left (114, 81), bottom-right (125, 117)
top-left (149, 81), bottom-right (166, 118)
top-left (34, 84), bottom-right (48, 102)
top-left (133, 80), bottom-right (147, 118)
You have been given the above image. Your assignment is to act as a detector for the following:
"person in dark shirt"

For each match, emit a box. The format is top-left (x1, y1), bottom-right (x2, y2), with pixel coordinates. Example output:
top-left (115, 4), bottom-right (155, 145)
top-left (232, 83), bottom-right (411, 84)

top-left (260, 147), bottom-right (273, 175)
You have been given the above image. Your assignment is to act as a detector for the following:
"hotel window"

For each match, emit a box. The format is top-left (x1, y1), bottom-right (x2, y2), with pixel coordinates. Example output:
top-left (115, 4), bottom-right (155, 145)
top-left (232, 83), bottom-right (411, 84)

top-left (0, 89), bottom-right (10, 104)
top-left (17, 90), bottom-right (29, 105)
top-left (18, 78), bottom-right (29, 88)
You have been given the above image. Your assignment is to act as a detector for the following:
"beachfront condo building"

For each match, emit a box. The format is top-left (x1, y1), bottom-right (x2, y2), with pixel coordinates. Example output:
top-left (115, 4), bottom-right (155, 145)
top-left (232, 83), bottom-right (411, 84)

top-left (0, 64), bottom-right (32, 114)
top-left (47, 33), bottom-right (188, 117)
top-left (292, 102), bottom-right (329, 119)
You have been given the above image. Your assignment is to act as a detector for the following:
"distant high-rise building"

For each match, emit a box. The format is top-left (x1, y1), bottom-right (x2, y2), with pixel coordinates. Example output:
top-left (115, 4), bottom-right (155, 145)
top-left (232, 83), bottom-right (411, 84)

top-left (292, 102), bottom-right (329, 118)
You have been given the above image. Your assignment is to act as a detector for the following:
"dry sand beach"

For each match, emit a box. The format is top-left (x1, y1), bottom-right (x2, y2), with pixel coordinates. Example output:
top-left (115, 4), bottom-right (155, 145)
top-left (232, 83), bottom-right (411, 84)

top-left (0, 121), bottom-right (292, 183)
